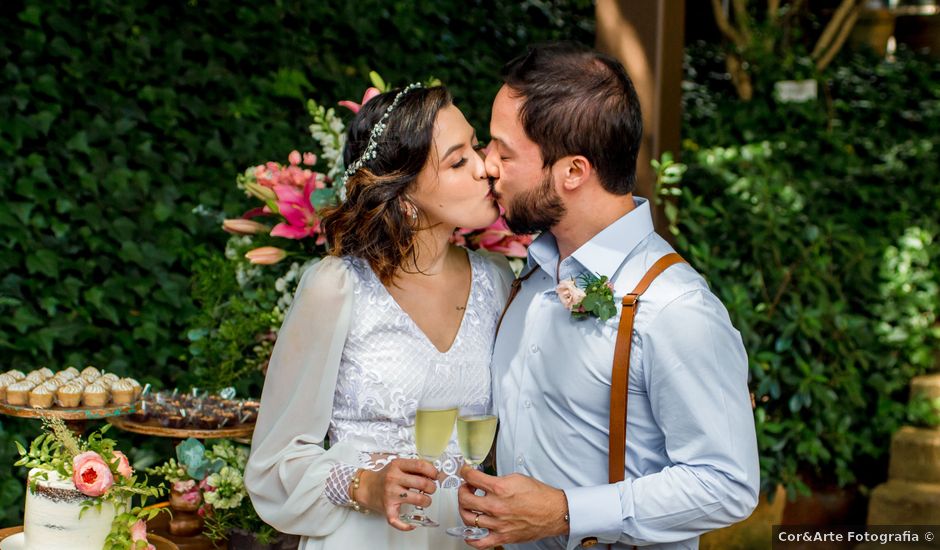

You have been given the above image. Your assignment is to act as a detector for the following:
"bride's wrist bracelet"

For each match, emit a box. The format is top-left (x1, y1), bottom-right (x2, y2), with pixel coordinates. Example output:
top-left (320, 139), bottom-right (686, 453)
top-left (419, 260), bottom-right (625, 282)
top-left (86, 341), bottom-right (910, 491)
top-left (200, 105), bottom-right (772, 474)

top-left (349, 468), bottom-right (368, 514)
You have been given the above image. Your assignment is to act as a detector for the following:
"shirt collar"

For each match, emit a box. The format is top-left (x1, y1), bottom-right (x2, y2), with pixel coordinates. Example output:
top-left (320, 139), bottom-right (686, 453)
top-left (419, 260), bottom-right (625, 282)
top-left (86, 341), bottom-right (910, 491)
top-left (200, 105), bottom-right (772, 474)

top-left (525, 197), bottom-right (654, 282)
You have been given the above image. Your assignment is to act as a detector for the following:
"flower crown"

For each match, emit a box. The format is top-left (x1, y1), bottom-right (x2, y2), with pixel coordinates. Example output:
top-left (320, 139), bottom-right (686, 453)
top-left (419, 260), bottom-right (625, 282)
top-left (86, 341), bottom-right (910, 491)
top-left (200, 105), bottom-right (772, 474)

top-left (336, 82), bottom-right (425, 187)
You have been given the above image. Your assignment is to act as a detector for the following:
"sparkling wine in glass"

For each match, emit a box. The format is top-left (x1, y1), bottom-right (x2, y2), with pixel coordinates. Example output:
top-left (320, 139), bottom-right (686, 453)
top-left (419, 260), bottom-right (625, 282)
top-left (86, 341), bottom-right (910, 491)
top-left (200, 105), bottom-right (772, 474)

top-left (400, 377), bottom-right (457, 528)
top-left (447, 397), bottom-right (497, 539)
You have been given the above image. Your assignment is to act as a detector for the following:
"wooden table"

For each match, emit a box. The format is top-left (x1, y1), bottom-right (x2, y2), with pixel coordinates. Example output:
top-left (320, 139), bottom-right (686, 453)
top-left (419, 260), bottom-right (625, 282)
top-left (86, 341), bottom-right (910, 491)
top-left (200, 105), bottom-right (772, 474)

top-left (0, 525), bottom-right (179, 549)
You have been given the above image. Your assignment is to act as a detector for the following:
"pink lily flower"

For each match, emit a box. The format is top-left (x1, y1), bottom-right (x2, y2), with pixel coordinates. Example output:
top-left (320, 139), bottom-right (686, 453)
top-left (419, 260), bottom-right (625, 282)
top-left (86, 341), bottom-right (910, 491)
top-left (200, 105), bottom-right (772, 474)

top-left (338, 87), bottom-right (382, 114)
top-left (270, 181), bottom-right (327, 244)
top-left (245, 247), bottom-right (287, 265)
top-left (222, 219), bottom-right (270, 235)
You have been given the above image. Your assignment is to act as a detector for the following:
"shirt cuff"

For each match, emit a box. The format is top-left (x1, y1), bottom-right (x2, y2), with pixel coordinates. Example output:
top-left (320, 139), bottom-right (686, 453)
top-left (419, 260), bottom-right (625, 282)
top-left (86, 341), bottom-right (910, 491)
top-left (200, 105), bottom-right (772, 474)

top-left (564, 484), bottom-right (624, 550)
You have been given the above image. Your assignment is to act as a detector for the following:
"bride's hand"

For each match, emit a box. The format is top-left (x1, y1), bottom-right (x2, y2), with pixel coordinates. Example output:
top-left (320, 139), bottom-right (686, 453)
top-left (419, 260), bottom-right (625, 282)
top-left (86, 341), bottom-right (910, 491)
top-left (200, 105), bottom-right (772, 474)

top-left (358, 458), bottom-right (439, 531)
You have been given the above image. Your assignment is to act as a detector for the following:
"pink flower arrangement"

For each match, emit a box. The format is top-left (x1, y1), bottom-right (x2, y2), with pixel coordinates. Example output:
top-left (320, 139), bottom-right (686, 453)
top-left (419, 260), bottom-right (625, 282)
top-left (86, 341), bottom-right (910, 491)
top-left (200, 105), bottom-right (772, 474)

top-left (172, 480), bottom-right (202, 505)
top-left (222, 219), bottom-right (270, 235)
top-left (72, 451), bottom-right (115, 497)
top-left (454, 217), bottom-right (533, 258)
top-left (252, 151), bottom-right (323, 191)
top-left (338, 87), bottom-right (381, 114)
top-left (270, 180), bottom-right (327, 243)
top-left (244, 246), bottom-right (287, 265)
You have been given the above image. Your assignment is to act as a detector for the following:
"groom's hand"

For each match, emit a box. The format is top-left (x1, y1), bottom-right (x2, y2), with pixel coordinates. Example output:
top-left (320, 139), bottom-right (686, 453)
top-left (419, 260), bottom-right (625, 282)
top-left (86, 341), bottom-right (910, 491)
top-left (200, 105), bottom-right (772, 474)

top-left (457, 465), bottom-right (569, 549)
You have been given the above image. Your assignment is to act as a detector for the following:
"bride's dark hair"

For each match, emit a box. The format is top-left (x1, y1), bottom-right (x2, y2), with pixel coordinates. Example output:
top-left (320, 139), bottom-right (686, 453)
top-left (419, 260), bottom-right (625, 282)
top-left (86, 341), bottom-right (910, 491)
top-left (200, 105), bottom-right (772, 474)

top-left (320, 85), bottom-right (452, 285)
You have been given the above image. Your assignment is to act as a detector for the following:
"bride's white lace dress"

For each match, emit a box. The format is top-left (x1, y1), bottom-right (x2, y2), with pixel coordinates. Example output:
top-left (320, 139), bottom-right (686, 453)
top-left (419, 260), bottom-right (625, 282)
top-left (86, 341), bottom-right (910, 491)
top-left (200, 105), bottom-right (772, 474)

top-left (245, 251), bottom-right (513, 550)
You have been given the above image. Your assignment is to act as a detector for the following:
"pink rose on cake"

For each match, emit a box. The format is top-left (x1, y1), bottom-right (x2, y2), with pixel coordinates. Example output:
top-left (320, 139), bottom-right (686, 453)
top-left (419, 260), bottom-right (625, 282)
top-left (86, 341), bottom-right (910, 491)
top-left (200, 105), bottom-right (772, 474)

top-left (73, 451), bottom-right (115, 497)
top-left (111, 450), bottom-right (134, 479)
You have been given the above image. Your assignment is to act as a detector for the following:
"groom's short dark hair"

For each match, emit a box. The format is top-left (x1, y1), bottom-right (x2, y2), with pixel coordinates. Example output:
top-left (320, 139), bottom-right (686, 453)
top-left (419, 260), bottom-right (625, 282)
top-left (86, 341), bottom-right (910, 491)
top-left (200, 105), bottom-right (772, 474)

top-left (501, 42), bottom-right (642, 195)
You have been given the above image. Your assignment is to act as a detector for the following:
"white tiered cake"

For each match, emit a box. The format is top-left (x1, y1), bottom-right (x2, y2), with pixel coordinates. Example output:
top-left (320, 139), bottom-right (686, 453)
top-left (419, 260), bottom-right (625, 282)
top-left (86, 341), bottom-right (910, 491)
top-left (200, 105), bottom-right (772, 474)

top-left (23, 468), bottom-right (117, 550)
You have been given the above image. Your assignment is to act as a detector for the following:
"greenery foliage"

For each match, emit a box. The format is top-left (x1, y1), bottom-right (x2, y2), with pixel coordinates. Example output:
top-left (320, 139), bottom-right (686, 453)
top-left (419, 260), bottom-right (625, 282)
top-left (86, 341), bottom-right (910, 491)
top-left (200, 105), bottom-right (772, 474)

top-left (0, 0), bottom-right (593, 527)
top-left (673, 42), bottom-right (940, 498)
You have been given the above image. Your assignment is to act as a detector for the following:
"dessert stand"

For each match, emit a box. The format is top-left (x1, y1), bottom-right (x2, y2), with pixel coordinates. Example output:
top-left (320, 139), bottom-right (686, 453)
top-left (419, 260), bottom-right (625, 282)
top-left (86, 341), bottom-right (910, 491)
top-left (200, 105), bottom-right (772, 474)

top-left (0, 400), bottom-right (138, 436)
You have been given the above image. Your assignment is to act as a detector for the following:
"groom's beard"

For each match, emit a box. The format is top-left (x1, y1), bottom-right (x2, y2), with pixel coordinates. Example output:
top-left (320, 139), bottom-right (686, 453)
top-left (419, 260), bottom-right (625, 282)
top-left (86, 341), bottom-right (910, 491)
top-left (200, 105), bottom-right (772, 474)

top-left (503, 171), bottom-right (566, 235)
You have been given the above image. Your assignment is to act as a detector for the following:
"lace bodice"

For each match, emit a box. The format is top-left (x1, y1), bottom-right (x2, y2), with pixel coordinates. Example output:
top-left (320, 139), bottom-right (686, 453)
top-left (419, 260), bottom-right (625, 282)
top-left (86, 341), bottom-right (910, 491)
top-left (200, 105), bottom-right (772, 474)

top-left (327, 252), bottom-right (503, 485)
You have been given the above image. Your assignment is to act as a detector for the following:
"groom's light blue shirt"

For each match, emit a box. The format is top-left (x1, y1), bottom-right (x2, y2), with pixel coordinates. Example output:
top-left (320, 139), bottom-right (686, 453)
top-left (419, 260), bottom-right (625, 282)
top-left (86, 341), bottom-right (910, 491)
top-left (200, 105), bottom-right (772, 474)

top-left (493, 197), bottom-right (760, 550)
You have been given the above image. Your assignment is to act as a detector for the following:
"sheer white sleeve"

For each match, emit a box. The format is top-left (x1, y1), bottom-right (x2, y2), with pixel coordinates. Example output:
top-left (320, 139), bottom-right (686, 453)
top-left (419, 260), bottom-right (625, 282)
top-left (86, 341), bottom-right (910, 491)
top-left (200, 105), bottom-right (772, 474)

top-left (244, 256), bottom-right (361, 537)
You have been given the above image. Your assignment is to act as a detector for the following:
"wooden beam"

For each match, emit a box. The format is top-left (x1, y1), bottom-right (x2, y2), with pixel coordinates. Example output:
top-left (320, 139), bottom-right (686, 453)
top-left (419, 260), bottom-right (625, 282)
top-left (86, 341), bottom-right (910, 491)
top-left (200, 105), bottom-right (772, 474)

top-left (596, 0), bottom-right (686, 238)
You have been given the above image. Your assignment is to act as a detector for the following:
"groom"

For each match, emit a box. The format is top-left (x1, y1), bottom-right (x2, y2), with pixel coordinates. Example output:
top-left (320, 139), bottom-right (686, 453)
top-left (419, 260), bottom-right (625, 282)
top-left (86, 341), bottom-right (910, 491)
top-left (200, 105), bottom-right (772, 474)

top-left (457, 43), bottom-right (760, 549)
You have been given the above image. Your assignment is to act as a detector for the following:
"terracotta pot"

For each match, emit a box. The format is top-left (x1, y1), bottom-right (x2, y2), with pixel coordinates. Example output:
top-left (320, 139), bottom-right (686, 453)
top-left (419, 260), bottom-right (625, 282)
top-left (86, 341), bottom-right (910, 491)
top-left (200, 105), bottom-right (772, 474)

top-left (169, 487), bottom-right (202, 512)
top-left (168, 511), bottom-right (204, 537)
top-left (781, 482), bottom-right (863, 526)
top-left (700, 485), bottom-right (785, 550)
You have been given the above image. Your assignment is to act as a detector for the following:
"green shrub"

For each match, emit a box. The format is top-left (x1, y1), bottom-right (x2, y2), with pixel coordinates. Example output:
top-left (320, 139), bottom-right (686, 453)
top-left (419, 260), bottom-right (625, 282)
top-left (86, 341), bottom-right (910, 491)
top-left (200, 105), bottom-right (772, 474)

top-left (674, 43), bottom-right (940, 498)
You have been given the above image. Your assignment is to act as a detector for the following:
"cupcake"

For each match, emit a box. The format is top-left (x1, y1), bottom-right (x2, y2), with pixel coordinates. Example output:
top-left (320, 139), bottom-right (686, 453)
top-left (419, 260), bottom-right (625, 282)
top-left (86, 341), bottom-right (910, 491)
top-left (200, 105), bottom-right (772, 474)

top-left (5, 381), bottom-right (36, 405)
top-left (0, 373), bottom-right (16, 401)
top-left (99, 373), bottom-right (120, 388)
top-left (160, 414), bottom-right (186, 429)
top-left (57, 383), bottom-right (84, 408)
top-left (54, 370), bottom-right (77, 382)
top-left (110, 379), bottom-right (136, 405)
top-left (28, 384), bottom-right (55, 409)
top-left (5, 370), bottom-right (25, 381)
top-left (41, 378), bottom-right (62, 391)
top-left (63, 366), bottom-right (80, 377)
top-left (124, 378), bottom-right (142, 400)
top-left (37, 367), bottom-right (54, 379)
top-left (80, 366), bottom-right (100, 378)
top-left (82, 383), bottom-right (109, 407)
top-left (25, 370), bottom-right (46, 385)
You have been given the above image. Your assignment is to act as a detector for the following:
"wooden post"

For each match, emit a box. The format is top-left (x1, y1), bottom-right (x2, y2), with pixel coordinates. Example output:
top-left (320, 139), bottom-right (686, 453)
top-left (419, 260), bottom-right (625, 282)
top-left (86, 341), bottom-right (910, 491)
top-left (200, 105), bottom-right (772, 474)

top-left (596, 0), bottom-right (685, 237)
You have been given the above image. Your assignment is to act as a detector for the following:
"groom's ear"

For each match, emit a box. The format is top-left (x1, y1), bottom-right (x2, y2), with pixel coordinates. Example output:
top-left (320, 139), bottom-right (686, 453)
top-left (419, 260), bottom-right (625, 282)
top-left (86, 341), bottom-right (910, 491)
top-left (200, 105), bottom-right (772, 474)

top-left (558, 155), bottom-right (592, 191)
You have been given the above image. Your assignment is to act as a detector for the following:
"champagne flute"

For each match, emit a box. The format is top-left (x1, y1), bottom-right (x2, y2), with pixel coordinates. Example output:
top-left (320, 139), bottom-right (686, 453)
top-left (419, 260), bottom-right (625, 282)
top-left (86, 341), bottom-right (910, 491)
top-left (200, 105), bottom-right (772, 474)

top-left (400, 376), bottom-right (457, 528)
top-left (446, 395), bottom-right (497, 539)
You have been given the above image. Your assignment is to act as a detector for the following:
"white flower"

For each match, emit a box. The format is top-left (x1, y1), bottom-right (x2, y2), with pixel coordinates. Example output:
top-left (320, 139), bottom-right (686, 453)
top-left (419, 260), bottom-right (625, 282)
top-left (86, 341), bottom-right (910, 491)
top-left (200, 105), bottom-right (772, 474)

top-left (556, 279), bottom-right (586, 310)
top-left (204, 466), bottom-right (246, 510)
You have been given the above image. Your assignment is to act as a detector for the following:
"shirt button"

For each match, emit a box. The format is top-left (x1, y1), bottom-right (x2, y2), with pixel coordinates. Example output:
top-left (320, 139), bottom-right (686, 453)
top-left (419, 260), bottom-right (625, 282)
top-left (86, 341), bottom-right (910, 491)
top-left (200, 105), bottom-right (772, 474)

top-left (516, 455), bottom-right (524, 465)
top-left (529, 344), bottom-right (539, 354)
top-left (524, 400), bottom-right (532, 408)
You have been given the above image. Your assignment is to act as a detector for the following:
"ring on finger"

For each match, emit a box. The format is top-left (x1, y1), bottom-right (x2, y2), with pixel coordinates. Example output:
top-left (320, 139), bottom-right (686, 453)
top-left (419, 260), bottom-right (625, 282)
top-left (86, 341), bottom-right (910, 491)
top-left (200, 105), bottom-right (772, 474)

top-left (474, 512), bottom-right (483, 529)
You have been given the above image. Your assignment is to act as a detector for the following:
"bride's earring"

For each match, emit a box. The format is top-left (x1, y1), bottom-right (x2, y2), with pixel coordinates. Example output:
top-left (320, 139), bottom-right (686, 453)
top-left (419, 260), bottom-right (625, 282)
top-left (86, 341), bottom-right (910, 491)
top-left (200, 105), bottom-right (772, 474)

top-left (404, 199), bottom-right (419, 226)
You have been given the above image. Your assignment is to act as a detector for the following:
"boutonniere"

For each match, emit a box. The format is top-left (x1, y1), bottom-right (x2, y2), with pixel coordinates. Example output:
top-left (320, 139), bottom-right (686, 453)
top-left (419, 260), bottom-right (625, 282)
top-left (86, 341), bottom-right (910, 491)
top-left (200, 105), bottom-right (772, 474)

top-left (556, 273), bottom-right (618, 321)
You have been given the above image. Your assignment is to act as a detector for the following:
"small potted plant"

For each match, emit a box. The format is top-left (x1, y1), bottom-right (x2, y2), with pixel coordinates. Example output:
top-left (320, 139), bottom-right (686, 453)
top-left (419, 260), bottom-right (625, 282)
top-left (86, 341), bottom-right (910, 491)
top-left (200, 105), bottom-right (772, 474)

top-left (150, 438), bottom-right (298, 549)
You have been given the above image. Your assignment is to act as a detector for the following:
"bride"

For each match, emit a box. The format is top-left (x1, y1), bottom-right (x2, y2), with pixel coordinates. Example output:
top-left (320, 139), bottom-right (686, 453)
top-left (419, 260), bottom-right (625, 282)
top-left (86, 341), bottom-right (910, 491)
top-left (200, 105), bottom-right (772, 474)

top-left (244, 83), bottom-right (514, 549)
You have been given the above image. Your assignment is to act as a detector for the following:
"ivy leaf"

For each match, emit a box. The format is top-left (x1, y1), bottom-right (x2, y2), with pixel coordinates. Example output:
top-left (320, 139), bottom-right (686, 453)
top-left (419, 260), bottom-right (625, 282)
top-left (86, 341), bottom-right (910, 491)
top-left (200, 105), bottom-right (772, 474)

top-left (26, 250), bottom-right (59, 277)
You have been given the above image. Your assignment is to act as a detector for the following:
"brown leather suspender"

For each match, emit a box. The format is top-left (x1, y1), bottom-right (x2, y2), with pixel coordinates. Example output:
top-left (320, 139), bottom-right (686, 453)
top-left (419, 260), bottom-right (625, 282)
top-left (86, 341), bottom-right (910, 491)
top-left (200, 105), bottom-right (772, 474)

top-left (608, 253), bottom-right (686, 550)
top-left (608, 252), bottom-right (686, 484)
top-left (495, 266), bottom-right (537, 335)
